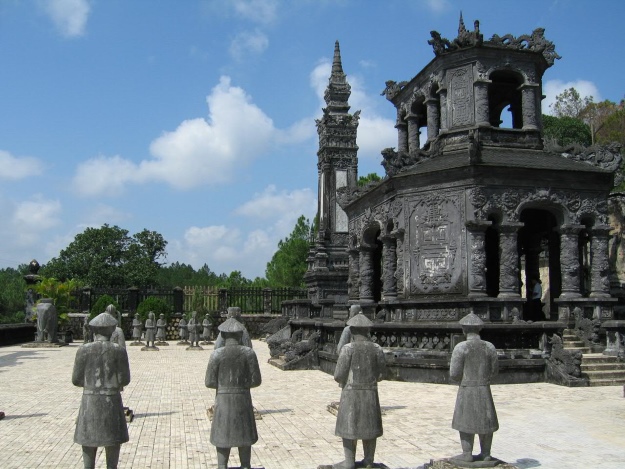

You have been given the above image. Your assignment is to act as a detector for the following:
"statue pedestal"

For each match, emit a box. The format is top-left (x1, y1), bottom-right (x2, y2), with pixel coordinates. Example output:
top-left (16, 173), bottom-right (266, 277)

top-left (426, 458), bottom-right (518, 468)
top-left (186, 345), bottom-right (204, 351)
top-left (317, 462), bottom-right (390, 469)
top-left (129, 341), bottom-right (144, 346)
top-left (141, 346), bottom-right (160, 351)
top-left (21, 342), bottom-right (67, 348)
top-left (155, 341), bottom-right (169, 346)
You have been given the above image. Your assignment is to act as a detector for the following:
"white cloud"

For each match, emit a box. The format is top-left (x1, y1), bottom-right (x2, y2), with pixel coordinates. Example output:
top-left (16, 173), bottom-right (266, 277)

top-left (235, 185), bottom-right (316, 221)
top-left (543, 79), bottom-right (601, 115)
top-left (229, 29), bottom-right (269, 61)
top-left (40, 0), bottom-right (91, 38)
top-left (423, 0), bottom-right (451, 14)
top-left (232, 0), bottom-right (278, 24)
top-left (72, 76), bottom-right (277, 195)
top-left (10, 195), bottom-right (62, 247)
top-left (0, 150), bottom-right (44, 179)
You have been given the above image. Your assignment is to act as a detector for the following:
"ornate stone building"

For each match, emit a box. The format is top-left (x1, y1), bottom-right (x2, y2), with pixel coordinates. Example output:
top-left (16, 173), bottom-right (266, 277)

top-left (278, 19), bottom-right (624, 384)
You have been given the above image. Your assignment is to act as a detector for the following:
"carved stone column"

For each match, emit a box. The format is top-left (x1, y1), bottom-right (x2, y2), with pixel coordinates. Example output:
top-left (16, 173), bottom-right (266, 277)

top-left (590, 225), bottom-right (612, 298)
top-left (425, 98), bottom-right (440, 141)
top-left (395, 116), bottom-right (408, 153)
top-left (498, 223), bottom-right (523, 298)
top-left (406, 113), bottom-right (421, 157)
top-left (519, 83), bottom-right (540, 130)
top-left (559, 224), bottom-right (585, 298)
top-left (474, 79), bottom-right (491, 127)
top-left (466, 220), bottom-right (492, 297)
top-left (395, 229), bottom-right (405, 297)
top-left (348, 246), bottom-right (360, 300)
top-left (437, 87), bottom-right (448, 131)
top-left (381, 234), bottom-right (397, 300)
top-left (359, 246), bottom-right (375, 303)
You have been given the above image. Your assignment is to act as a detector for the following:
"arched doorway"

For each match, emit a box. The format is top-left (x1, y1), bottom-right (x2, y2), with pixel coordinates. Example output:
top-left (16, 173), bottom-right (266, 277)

top-left (362, 225), bottom-right (383, 303)
top-left (519, 209), bottom-right (561, 320)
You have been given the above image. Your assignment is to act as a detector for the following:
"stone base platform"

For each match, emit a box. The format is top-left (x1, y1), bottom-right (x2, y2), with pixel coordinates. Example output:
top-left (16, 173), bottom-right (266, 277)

top-left (129, 341), bottom-right (145, 346)
top-left (155, 341), bottom-right (169, 346)
top-left (141, 346), bottom-right (160, 351)
top-left (177, 340), bottom-right (190, 345)
top-left (21, 342), bottom-right (67, 348)
top-left (186, 345), bottom-right (204, 351)
top-left (317, 462), bottom-right (390, 469)
top-left (424, 458), bottom-right (517, 468)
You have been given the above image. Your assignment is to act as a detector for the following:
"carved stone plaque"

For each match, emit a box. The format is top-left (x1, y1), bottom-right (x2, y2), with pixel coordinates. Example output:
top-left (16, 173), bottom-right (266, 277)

top-left (449, 65), bottom-right (474, 127)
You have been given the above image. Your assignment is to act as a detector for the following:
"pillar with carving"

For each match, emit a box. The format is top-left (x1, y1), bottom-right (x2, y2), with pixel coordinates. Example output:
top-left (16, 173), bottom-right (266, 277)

top-left (381, 234), bottom-right (397, 299)
top-left (394, 229), bottom-right (405, 297)
top-left (466, 220), bottom-right (491, 297)
top-left (395, 114), bottom-right (408, 153)
top-left (406, 113), bottom-right (421, 157)
top-left (474, 79), bottom-right (491, 127)
top-left (590, 224), bottom-right (612, 298)
top-left (498, 223), bottom-right (523, 298)
top-left (425, 98), bottom-right (440, 141)
top-left (437, 86), bottom-right (448, 131)
top-left (359, 246), bottom-right (375, 303)
top-left (519, 83), bottom-right (540, 131)
top-left (559, 224), bottom-right (584, 298)
top-left (347, 245), bottom-right (360, 301)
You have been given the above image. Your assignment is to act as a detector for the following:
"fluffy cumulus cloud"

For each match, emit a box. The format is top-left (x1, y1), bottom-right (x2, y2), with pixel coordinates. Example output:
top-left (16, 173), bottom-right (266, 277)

top-left (72, 76), bottom-right (276, 196)
top-left (40, 0), bottom-right (91, 38)
top-left (423, 0), bottom-right (451, 14)
top-left (0, 150), bottom-right (43, 179)
top-left (229, 29), bottom-right (269, 61)
top-left (10, 195), bottom-right (62, 247)
top-left (543, 79), bottom-right (601, 115)
top-left (169, 185), bottom-right (316, 278)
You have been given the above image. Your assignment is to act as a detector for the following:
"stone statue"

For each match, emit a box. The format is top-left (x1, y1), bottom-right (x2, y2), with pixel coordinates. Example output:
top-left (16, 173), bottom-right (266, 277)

top-left (449, 313), bottom-right (499, 465)
top-left (214, 307), bottom-right (252, 349)
top-left (142, 312), bottom-right (158, 350)
top-left (187, 311), bottom-right (202, 349)
top-left (337, 304), bottom-right (362, 354)
top-left (201, 314), bottom-right (212, 344)
top-left (106, 305), bottom-right (126, 349)
top-left (205, 318), bottom-right (262, 469)
top-left (72, 312), bottom-right (131, 469)
top-left (155, 313), bottom-right (168, 345)
top-left (36, 298), bottom-right (58, 343)
top-left (131, 315), bottom-right (143, 345)
top-left (178, 317), bottom-right (189, 344)
top-left (327, 313), bottom-right (386, 469)
top-left (82, 317), bottom-right (91, 344)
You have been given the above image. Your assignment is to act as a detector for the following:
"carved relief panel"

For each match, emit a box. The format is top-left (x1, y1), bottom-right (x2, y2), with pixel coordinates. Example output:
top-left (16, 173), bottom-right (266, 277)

top-left (408, 191), bottom-right (466, 295)
top-left (449, 65), bottom-right (475, 128)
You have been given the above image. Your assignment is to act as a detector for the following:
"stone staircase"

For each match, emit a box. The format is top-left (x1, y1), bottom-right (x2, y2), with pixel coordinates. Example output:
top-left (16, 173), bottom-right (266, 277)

top-left (562, 329), bottom-right (625, 386)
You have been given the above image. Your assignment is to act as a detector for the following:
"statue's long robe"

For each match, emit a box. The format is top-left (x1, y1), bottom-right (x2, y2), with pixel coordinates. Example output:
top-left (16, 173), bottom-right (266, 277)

top-left (450, 337), bottom-right (499, 434)
top-left (206, 344), bottom-right (261, 447)
top-left (72, 340), bottom-right (130, 447)
top-left (334, 341), bottom-right (386, 440)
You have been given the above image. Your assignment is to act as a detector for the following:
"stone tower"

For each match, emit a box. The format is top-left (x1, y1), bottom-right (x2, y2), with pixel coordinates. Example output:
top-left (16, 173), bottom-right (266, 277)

top-left (304, 41), bottom-right (360, 314)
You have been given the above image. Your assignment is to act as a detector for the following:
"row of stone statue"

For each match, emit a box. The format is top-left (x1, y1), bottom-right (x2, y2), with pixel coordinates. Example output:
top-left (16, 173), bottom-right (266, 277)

top-left (72, 304), bottom-right (501, 469)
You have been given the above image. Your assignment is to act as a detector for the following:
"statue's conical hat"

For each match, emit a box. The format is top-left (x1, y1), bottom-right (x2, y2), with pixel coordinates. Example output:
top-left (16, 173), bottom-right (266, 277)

top-left (347, 312), bottom-right (373, 328)
top-left (89, 312), bottom-right (118, 328)
top-left (218, 317), bottom-right (245, 332)
top-left (459, 312), bottom-right (484, 327)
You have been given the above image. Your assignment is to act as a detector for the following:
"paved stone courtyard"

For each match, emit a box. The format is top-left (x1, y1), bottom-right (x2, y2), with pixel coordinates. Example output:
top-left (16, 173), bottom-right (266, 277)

top-left (0, 340), bottom-right (624, 469)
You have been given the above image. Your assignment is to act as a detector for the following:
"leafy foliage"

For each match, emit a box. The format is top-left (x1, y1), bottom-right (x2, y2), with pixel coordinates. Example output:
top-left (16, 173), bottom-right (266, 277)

top-left (89, 294), bottom-right (121, 320)
top-left (550, 87), bottom-right (593, 119)
top-left (34, 277), bottom-right (82, 316)
top-left (0, 268), bottom-right (27, 319)
top-left (265, 215), bottom-right (312, 287)
top-left (42, 224), bottom-right (167, 287)
top-left (135, 296), bottom-right (171, 323)
top-left (358, 172), bottom-right (382, 186)
top-left (543, 114), bottom-right (592, 147)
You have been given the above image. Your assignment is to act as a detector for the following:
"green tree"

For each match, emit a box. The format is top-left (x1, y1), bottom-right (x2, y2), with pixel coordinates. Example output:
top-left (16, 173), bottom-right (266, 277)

top-left (42, 224), bottom-right (167, 287)
top-left (543, 114), bottom-right (592, 147)
top-left (265, 215), bottom-right (312, 287)
top-left (358, 172), bottom-right (382, 186)
top-left (0, 268), bottom-right (27, 322)
top-left (550, 87), bottom-right (593, 119)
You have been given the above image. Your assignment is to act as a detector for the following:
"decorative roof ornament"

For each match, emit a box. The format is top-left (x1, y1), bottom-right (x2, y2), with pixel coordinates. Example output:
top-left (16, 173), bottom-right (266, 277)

top-left (323, 40), bottom-right (351, 115)
top-left (428, 15), bottom-right (560, 67)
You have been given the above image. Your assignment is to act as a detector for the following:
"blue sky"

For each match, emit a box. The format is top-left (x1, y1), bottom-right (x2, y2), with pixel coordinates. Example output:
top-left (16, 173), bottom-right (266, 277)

top-left (0, 0), bottom-right (623, 279)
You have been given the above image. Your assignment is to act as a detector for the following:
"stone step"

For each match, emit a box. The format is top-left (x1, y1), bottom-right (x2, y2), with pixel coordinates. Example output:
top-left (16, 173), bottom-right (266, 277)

top-left (582, 369), bottom-right (625, 380)
top-left (581, 353), bottom-right (620, 364)
top-left (563, 341), bottom-right (586, 347)
top-left (581, 362), bottom-right (625, 372)
top-left (563, 347), bottom-right (591, 354)
top-left (562, 334), bottom-right (579, 340)
top-left (587, 377), bottom-right (625, 387)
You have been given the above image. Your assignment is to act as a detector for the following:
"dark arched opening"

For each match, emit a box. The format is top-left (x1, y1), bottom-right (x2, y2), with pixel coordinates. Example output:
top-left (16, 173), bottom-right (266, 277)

top-left (488, 70), bottom-right (524, 129)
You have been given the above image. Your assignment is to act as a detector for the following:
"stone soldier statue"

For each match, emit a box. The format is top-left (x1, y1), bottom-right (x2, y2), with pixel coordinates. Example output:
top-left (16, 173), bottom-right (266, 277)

top-left (72, 312), bottom-right (131, 469)
top-left (206, 318), bottom-right (262, 469)
top-left (187, 311), bottom-right (202, 349)
top-left (331, 313), bottom-right (386, 469)
top-left (82, 316), bottom-right (91, 344)
top-left (450, 312), bottom-right (499, 464)
top-left (36, 298), bottom-right (58, 343)
top-left (106, 305), bottom-right (126, 349)
top-left (201, 313), bottom-right (212, 343)
top-left (131, 315), bottom-right (143, 345)
top-left (337, 304), bottom-right (362, 354)
top-left (178, 317), bottom-right (189, 343)
top-left (214, 306), bottom-right (252, 349)
top-left (143, 312), bottom-right (157, 350)
top-left (155, 313), bottom-right (167, 344)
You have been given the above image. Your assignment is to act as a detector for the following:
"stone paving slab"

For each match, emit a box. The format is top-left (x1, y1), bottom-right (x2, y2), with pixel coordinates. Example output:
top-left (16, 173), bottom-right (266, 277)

top-left (0, 341), bottom-right (624, 468)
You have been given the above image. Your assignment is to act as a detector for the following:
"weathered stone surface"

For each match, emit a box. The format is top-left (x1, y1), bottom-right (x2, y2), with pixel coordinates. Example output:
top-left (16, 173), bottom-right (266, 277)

top-left (424, 458), bottom-right (518, 469)
top-left (36, 298), bottom-right (58, 343)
